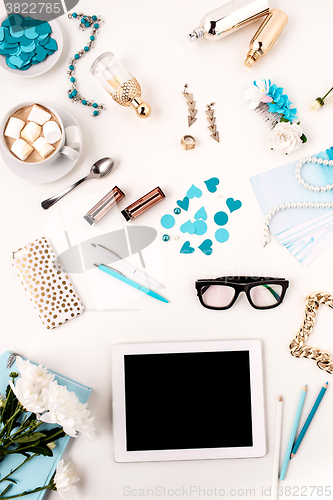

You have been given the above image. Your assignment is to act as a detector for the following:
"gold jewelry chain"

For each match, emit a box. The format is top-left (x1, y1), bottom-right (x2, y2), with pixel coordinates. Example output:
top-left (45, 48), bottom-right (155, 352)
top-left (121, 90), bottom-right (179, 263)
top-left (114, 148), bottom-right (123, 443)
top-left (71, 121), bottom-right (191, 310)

top-left (289, 292), bottom-right (333, 374)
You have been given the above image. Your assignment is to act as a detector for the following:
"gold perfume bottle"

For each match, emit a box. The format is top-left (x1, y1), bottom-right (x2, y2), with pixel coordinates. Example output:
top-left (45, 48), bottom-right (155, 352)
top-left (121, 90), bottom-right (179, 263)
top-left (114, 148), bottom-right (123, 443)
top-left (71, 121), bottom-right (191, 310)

top-left (91, 52), bottom-right (151, 118)
top-left (244, 9), bottom-right (288, 67)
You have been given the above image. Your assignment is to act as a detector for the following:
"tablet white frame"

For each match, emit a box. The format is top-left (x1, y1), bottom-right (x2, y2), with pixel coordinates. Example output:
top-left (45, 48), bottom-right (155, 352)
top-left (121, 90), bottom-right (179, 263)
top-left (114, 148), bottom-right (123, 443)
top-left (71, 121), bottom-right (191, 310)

top-left (112, 339), bottom-right (266, 463)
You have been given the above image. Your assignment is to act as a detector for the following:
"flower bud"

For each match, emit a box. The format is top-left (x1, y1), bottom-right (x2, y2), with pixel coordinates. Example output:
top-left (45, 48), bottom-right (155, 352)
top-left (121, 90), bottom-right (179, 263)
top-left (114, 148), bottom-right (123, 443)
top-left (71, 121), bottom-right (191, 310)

top-left (47, 441), bottom-right (56, 450)
top-left (311, 98), bottom-right (324, 111)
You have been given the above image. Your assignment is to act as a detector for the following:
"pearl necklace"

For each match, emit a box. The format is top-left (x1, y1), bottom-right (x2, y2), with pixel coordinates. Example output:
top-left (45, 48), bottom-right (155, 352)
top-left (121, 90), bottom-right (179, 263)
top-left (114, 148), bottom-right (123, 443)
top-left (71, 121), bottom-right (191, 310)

top-left (263, 156), bottom-right (333, 247)
top-left (67, 12), bottom-right (105, 117)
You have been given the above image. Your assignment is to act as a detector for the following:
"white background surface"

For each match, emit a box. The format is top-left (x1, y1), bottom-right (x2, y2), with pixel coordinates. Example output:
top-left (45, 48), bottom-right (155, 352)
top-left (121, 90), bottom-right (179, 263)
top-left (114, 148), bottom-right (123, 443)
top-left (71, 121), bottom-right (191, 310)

top-left (0, 0), bottom-right (333, 498)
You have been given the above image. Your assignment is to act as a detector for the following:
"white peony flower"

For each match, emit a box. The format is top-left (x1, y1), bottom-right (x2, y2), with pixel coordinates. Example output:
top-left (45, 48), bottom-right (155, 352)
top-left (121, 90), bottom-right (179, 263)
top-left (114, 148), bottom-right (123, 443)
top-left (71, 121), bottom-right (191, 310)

top-left (244, 78), bottom-right (273, 110)
top-left (39, 381), bottom-right (95, 440)
top-left (270, 122), bottom-right (303, 154)
top-left (54, 460), bottom-right (79, 500)
top-left (9, 357), bottom-right (54, 414)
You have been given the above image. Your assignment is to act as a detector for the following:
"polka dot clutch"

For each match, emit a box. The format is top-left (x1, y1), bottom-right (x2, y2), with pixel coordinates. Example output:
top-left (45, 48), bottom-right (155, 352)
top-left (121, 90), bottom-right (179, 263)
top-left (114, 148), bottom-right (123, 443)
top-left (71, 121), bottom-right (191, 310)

top-left (11, 237), bottom-right (84, 329)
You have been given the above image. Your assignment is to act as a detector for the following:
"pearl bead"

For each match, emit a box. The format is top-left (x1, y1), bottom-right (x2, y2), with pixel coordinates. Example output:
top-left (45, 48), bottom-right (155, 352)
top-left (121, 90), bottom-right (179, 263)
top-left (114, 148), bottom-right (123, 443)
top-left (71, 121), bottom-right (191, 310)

top-left (308, 202), bottom-right (314, 208)
top-left (295, 168), bottom-right (300, 174)
top-left (302, 202), bottom-right (308, 208)
top-left (320, 203), bottom-right (325, 208)
top-left (295, 174), bottom-right (301, 180)
top-left (306, 157), bottom-right (311, 163)
top-left (300, 158), bottom-right (306, 164)
top-left (263, 238), bottom-right (268, 246)
top-left (321, 186), bottom-right (326, 192)
top-left (274, 206), bottom-right (280, 212)
top-left (314, 187), bottom-right (320, 192)
top-left (296, 163), bottom-right (302, 169)
top-left (311, 157), bottom-right (318, 163)
top-left (280, 204), bottom-right (285, 210)
top-left (297, 202), bottom-right (302, 208)
top-left (309, 185), bottom-right (314, 191)
top-left (317, 158), bottom-right (323, 165)
top-left (265, 215), bottom-right (271, 221)
top-left (323, 160), bottom-right (329, 166)
top-left (291, 203), bottom-right (297, 208)
top-left (263, 231), bottom-right (268, 237)
top-left (326, 185), bottom-right (332, 191)
top-left (269, 210), bottom-right (274, 216)
top-left (285, 203), bottom-right (291, 209)
top-left (314, 203), bottom-right (320, 208)
top-left (174, 208), bottom-right (181, 215)
top-left (299, 179), bottom-right (304, 185)
top-left (326, 203), bottom-right (331, 208)
top-left (162, 234), bottom-right (170, 242)
top-left (174, 236), bottom-right (179, 240)
top-left (304, 183), bottom-right (309, 189)
top-left (329, 160), bottom-right (333, 166)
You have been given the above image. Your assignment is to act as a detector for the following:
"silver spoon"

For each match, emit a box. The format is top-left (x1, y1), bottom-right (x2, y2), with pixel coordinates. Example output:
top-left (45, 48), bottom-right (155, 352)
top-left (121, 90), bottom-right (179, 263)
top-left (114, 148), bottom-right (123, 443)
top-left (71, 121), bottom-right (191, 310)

top-left (41, 157), bottom-right (115, 210)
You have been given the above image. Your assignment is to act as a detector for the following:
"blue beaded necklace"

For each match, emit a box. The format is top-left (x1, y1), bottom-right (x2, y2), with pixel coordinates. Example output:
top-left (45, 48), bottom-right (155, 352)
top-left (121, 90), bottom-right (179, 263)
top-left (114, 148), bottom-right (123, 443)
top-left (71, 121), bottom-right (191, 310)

top-left (67, 12), bottom-right (105, 117)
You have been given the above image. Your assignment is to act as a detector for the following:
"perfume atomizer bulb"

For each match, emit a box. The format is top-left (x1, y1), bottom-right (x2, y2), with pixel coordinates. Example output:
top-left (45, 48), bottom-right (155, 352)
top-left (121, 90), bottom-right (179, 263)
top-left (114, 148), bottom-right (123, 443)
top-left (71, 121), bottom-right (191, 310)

top-left (91, 51), bottom-right (151, 118)
top-left (188, 0), bottom-right (270, 43)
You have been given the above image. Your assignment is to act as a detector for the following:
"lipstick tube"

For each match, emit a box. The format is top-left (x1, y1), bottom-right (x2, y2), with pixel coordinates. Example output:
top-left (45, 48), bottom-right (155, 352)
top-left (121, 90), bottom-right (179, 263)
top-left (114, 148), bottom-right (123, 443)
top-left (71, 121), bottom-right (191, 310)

top-left (84, 186), bottom-right (125, 225)
top-left (121, 187), bottom-right (165, 222)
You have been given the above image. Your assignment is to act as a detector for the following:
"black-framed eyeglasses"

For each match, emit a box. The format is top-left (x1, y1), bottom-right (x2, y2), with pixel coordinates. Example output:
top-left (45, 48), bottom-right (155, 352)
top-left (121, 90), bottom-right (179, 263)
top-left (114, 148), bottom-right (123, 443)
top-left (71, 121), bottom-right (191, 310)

top-left (195, 276), bottom-right (289, 310)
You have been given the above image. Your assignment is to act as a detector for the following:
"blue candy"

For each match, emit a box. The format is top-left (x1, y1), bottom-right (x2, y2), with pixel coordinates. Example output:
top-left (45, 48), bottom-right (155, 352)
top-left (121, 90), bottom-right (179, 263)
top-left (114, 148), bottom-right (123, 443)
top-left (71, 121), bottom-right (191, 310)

top-left (25, 27), bottom-right (39, 39)
top-left (36, 22), bottom-right (52, 35)
top-left (20, 42), bottom-right (36, 53)
top-left (2, 14), bottom-right (24, 27)
top-left (19, 35), bottom-right (34, 45)
top-left (0, 27), bottom-right (5, 42)
top-left (39, 36), bottom-right (50, 46)
top-left (33, 44), bottom-right (48, 61)
top-left (44, 38), bottom-right (57, 51)
top-left (10, 25), bottom-right (24, 37)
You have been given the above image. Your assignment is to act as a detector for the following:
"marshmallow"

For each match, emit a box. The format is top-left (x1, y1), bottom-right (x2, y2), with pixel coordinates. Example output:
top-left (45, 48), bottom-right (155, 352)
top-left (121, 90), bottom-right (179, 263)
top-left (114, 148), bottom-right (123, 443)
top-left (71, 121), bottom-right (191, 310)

top-left (21, 121), bottom-right (41, 143)
top-left (11, 138), bottom-right (33, 161)
top-left (65, 126), bottom-right (81, 149)
top-left (27, 104), bottom-right (51, 125)
top-left (4, 117), bottom-right (25, 139)
top-left (33, 137), bottom-right (55, 159)
top-left (61, 146), bottom-right (79, 161)
top-left (43, 120), bottom-right (61, 144)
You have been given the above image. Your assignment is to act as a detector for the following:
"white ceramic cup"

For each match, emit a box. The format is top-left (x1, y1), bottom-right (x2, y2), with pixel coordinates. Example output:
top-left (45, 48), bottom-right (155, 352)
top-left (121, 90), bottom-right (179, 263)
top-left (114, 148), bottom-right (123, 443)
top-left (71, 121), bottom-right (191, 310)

top-left (0, 102), bottom-right (77, 165)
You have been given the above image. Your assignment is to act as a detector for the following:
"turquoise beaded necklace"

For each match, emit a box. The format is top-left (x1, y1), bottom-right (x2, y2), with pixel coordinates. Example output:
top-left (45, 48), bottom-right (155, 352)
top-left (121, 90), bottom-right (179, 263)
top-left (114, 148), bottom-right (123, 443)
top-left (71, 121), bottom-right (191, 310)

top-left (67, 12), bottom-right (105, 117)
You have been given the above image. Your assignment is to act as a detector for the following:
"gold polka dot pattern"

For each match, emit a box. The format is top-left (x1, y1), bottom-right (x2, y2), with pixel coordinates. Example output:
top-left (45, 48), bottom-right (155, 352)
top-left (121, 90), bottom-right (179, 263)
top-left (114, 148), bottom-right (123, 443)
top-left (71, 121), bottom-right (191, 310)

top-left (11, 237), bottom-right (84, 330)
top-left (112, 78), bottom-right (141, 107)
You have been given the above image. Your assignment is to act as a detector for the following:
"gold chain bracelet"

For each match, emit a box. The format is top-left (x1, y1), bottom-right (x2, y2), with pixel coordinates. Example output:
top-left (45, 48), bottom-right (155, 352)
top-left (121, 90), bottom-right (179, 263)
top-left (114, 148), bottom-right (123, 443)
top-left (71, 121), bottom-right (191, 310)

top-left (289, 292), bottom-right (333, 374)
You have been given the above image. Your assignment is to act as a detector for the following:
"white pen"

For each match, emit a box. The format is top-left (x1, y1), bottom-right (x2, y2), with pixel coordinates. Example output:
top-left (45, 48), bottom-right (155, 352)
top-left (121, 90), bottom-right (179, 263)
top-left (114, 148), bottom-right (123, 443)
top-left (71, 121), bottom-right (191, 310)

top-left (92, 243), bottom-right (163, 289)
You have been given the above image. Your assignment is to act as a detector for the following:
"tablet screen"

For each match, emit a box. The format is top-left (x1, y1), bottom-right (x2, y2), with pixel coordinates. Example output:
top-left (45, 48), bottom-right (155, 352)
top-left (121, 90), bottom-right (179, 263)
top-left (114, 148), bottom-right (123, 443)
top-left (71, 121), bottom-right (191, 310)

top-left (124, 350), bottom-right (253, 452)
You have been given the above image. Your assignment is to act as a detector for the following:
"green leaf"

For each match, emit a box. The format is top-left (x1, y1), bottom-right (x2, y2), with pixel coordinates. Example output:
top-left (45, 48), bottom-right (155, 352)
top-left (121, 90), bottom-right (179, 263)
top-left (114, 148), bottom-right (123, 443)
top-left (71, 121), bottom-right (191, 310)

top-left (297, 121), bottom-right (300, 125)
top-left (4, 479), bottom-right (17, 484)
top-left (300, 134), bottom-right (307, 143)
top-left (12, 433), bottom-right (46, 443)
top-left (279, 117), bottom-right (290, 123)
top-left (30, 446), bottom-right (53, 457)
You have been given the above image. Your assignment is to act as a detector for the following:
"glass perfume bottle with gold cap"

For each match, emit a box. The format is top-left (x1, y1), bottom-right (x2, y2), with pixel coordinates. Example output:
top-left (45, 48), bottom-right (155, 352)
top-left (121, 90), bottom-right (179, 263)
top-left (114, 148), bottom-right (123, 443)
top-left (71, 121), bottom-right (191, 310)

top-left (90, 52), bottom-right (151, 118)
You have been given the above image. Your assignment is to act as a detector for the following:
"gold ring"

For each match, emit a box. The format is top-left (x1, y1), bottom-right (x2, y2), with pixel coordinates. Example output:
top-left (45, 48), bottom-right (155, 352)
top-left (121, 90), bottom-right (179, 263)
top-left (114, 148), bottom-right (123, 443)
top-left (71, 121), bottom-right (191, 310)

top-left (181, 135), bottom-right (196, 150)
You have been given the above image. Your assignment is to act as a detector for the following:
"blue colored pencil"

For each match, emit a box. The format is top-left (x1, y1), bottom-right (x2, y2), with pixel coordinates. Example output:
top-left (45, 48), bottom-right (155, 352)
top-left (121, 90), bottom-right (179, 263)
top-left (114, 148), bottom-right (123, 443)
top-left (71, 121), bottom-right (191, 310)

top-left (290, 382), bottom-right (328, 458)
top-left (279, 385), bottom-right (307, 481)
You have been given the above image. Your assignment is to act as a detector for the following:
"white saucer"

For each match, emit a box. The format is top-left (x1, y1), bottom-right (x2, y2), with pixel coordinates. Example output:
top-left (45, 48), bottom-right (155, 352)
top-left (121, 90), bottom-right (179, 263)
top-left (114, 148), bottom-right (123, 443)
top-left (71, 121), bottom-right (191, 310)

top-left (1, 104), bottom-right (82, 184)
top-left (0, 18), bottom-right (63, 78)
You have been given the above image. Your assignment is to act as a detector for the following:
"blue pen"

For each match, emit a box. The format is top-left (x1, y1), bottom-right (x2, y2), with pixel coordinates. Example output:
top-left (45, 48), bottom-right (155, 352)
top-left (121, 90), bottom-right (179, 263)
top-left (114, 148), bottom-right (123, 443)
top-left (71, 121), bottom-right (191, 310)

top-left (94, 263), bottom-right (169, 303)
top-left (290, 382), bottom-right (328, 459)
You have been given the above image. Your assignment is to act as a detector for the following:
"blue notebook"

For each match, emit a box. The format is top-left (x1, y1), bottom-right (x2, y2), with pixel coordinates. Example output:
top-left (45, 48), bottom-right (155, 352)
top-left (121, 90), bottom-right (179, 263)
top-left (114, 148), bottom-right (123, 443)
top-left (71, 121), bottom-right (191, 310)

top-left (0, 351), bottom-right (92, 499)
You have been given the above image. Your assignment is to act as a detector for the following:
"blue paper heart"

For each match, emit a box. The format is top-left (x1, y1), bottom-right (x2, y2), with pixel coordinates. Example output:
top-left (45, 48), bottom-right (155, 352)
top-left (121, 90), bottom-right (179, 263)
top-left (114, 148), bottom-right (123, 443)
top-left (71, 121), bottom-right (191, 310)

top-left (194, 207), bottom-right (207, 221)
top-left (180, 219), bottom-right (196, 235)
top-left (176, 196), bottom-right (189, 211)
top-left (198, 239), bottom-right (213, 256)
top-left (193, 220), bottom-right (207, 236)
top-left (204, 177), bottom-right (220, 193)
top-left (186, 184), bottom-right (202, 199)
top-left (180, 241), bottom-right (195, 254)
top-left (226, 197), bottom-right (242, 213)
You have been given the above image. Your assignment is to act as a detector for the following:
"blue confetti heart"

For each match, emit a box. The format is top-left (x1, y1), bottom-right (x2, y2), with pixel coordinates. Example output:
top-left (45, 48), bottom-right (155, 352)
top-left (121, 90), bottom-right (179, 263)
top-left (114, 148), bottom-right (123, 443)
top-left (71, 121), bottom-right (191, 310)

top-left (180, 241), bottom-right (195, 254)
top-left (226, 198), bottom-right (242, 213)
top-left (186, 184), bottom-right (202, 199)
top-left (204, 177), bottom-right (220, 193)
top-left (180, 219), bottom-right (196, 235)
top-left (194, 207), bottom-right (207, 221)
top-left (176, 196), bottom-right (189, 211)
top-left (198, 239), bottom-right (213, 256)
top-left (193, 220), bottom-right (207, 236)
